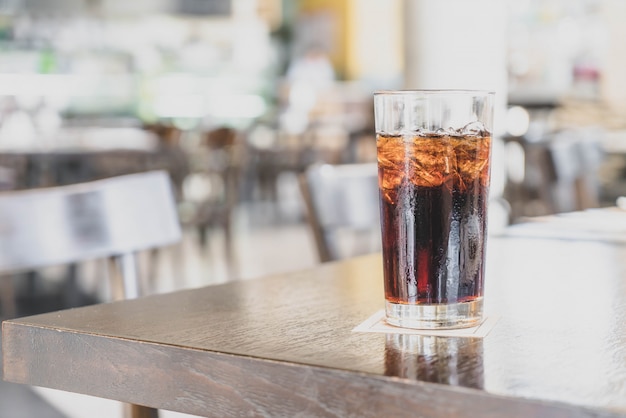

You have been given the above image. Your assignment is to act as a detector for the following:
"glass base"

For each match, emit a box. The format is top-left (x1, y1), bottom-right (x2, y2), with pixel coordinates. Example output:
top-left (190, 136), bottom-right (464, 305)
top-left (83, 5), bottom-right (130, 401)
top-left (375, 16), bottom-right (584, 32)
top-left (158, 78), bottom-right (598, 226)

top-left (385, 298), bottom-right (483, 330)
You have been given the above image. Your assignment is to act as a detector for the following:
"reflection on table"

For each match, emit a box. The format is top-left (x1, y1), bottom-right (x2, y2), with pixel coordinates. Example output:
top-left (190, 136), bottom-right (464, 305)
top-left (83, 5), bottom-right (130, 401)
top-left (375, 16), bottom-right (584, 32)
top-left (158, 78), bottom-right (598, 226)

top-left (384, 334), bottom-right (484, 389)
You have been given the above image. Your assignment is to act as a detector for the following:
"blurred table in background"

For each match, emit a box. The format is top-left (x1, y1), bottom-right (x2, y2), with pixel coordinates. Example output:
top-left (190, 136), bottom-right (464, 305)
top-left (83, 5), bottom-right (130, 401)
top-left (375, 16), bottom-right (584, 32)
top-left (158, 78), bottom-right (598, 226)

top-left (503, 206), bottom-right (626, 243)
top-left (0, 126), bottom-right (189, 195)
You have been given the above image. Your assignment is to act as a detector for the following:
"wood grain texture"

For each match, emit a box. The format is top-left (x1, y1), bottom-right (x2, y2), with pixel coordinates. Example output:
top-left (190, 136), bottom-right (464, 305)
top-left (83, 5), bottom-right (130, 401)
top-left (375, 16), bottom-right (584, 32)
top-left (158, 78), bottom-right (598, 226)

top-left (3, 234), bottom-right (626, 417)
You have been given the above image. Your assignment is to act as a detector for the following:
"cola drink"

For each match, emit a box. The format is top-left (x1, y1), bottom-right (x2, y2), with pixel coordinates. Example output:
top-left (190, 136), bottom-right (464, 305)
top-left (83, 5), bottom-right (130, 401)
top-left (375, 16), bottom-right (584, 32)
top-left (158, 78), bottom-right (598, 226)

top-left (377, 131), bottom-right (491, 306)
top-left (374, 90), bottom-right (494, 329)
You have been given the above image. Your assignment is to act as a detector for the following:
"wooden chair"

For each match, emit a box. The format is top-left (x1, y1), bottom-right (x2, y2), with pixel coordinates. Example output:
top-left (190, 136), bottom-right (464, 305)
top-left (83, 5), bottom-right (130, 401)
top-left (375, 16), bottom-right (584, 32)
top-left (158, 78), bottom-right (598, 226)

top-left (299, 162), bottom-right (381, 262)
top-left (185, 127), bottom-right (244, 278)
top-left (0, 170), bottom-right (180, 418)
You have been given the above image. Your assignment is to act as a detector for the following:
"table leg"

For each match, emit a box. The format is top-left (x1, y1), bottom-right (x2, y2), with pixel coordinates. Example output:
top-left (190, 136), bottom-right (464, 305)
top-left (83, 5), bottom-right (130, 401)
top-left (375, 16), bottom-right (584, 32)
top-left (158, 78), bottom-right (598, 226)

top-left (125, 404), bottom-right (159, 418)
top-left (0, 274), bottom-right (16, 318)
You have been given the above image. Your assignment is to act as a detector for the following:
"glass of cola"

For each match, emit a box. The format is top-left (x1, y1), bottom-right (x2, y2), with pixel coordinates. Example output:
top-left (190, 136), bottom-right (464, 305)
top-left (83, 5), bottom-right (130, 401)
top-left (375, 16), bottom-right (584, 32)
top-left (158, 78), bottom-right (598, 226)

top-left (374, 90), bottom-right (494, 329)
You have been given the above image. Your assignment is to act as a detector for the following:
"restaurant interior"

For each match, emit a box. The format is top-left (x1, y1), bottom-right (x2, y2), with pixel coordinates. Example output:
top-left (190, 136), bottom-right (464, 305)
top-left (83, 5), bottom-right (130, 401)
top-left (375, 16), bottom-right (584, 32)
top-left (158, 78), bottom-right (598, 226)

top-left (1, 0), bottom-right (625, 417)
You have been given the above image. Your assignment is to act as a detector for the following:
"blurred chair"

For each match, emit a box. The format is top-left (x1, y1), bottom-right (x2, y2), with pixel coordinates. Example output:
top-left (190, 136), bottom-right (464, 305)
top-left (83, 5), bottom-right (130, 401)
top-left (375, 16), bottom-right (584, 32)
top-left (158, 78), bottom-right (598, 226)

top-left (142, 122), bottom-right (189, 200)
top-left (183, 127), bottom-right (243, 278)
top-left (0, 170), bottom-right (181, 320)
top-left (504, 131), bottom-right (604, 218)
top-left (299, 162), bottom-right (381, 262)
top-left (536, 134), bottom-right (603, 214)
top-left (0, 165), bottom-right (15, 190)
top-left (143, 121), bottom-right (183, 147)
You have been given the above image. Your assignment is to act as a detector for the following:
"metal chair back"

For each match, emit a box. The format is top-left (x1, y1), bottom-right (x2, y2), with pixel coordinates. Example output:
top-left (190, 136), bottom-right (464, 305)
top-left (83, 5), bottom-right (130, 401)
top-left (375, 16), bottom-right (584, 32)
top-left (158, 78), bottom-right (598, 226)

top-left (299, 163), bottom-right (381, 262)
top-left (0, 170), bottom-right (181, 313)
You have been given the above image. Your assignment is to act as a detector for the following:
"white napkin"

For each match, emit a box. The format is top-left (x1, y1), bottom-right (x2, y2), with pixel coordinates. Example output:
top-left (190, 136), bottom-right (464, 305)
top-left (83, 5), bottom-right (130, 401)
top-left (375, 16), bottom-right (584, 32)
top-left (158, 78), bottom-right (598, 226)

top-left (353, 310), bottom-right (499, 338)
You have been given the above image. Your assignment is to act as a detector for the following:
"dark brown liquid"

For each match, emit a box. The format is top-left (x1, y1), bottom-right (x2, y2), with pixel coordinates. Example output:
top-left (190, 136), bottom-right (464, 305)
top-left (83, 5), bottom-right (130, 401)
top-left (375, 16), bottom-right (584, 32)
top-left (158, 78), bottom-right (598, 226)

top-left (377, 133), bottom-right (491, 305)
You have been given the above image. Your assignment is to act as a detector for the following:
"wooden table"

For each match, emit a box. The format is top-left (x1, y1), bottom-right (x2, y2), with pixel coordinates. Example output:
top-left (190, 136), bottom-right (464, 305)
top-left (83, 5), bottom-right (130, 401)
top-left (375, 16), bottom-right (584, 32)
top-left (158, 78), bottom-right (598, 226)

top-left (3, 230), bottom-right (626, 417)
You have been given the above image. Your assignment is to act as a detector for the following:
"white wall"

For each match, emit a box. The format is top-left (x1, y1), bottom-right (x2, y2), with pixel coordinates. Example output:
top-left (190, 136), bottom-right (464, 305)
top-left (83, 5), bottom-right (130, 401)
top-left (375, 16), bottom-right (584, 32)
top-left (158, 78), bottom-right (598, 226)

top-left (349, 0), bottom-right (404, 88)
top-left (600, 0), bottom-right (626, 107)
top-left (403, 0), bottom-right (508, 136)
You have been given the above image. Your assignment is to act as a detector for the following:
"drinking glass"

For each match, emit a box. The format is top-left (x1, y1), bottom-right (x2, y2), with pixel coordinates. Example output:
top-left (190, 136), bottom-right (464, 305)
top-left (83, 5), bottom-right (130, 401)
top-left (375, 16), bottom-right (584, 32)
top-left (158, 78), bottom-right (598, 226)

top-left (374, 90), bottom-right (494, 329)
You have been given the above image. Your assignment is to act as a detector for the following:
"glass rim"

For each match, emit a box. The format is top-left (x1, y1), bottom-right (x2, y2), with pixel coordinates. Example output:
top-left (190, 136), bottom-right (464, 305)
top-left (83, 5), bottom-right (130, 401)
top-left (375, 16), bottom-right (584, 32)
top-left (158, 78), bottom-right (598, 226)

top-left (374, 89), bottom-right (495, 96)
